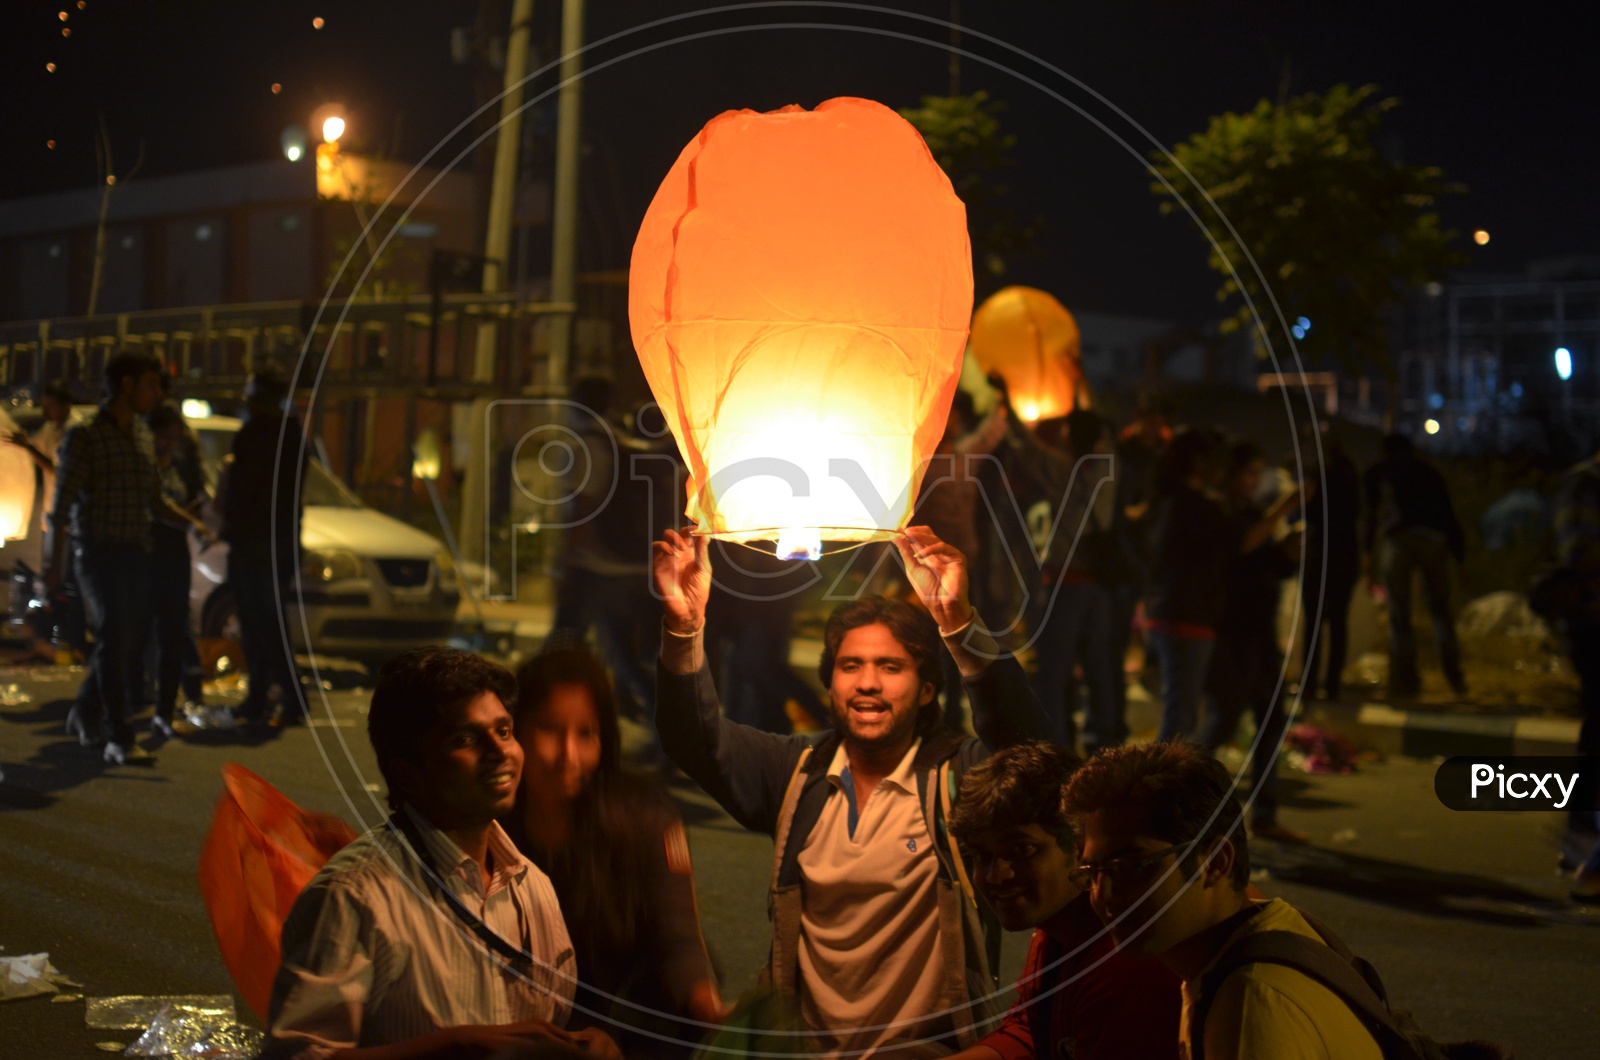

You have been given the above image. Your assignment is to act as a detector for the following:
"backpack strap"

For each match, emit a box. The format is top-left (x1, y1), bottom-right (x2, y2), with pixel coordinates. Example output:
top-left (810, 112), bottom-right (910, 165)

top-left (936, 760), bottom-right (979, 909)
top-left (1192, 930), bottom-right (1421, 1060)
top-left (768, 745), bottom-right (814, 905)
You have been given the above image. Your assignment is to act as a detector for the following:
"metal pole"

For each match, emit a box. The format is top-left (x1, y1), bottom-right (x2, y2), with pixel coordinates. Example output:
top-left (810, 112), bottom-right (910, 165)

top-left (458, 0), bottom-right (534, 568)
top-left (547, 0), bottom-right (584, 390)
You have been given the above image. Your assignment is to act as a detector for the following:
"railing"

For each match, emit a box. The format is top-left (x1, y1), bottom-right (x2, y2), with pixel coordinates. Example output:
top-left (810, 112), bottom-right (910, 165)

top-left (0, 294), bottom-right (576, 399)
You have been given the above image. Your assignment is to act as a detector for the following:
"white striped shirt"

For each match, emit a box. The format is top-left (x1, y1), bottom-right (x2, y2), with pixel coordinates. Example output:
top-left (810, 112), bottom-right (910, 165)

top-left (264, 808), bottom-right (576, 1060)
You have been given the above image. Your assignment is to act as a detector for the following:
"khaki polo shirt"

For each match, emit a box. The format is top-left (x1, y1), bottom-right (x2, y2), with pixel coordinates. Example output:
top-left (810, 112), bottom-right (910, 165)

top-left (797, 739), bottom-right (950, 1058)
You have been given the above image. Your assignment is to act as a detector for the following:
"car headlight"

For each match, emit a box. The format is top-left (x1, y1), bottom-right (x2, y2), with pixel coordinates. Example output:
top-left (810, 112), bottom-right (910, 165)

top-left (434, 549), bottom-right (459, 593)
top-left (300, 547), bottom-right (364, 583)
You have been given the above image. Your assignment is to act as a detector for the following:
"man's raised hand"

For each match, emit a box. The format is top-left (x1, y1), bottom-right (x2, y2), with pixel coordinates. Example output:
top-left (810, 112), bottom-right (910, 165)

top-left (894, 525), bottom-right (975, 634)
top-left (651, 527), bottom-right (712, 635)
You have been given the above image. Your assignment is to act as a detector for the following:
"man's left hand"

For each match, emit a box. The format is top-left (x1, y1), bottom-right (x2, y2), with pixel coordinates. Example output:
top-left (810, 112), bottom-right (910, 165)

top-left (894, 525), bottom-right (974, 634)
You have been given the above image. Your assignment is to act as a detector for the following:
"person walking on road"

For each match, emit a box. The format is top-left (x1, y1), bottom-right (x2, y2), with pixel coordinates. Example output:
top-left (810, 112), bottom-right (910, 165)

top-left (42, 353), bottom-right (165, 765)
top-left (1362, 433), bottom-right (1467, 698)
top-left (222, 367), bottom-right (308, 727)
top-left (1553, 442), bottom-right (1600, 898)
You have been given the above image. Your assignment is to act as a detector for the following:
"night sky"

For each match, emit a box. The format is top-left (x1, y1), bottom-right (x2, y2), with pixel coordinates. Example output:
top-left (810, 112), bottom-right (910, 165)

top-left (4, 1), bottom-right (1594, 325)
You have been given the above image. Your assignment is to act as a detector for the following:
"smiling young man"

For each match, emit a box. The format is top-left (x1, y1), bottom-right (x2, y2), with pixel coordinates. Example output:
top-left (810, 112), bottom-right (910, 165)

top-left (1062, 741), bottom-right (1382, 1060)
top-left (264, 648), bottom-right (615, 1060)
top-left (944, 742), bottom-right (1180, 1060)
top-left (653, 525), bottom-right (1048, 1056)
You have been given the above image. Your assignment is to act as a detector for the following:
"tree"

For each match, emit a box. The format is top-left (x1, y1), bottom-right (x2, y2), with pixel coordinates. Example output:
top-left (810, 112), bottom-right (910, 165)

top-left (900, 91), bottom-right (1039, 292)
top-left (1150, 83), bottom-right (1463, 396)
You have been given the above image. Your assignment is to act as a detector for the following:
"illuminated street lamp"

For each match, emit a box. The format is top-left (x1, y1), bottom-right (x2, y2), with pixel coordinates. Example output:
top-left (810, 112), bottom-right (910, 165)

top-left (321, 115), bottom-right (345, 144)
top-left (1555, 346), bottom-right (1573, 382)
top-left (280, 125), bottom-right (307, 163)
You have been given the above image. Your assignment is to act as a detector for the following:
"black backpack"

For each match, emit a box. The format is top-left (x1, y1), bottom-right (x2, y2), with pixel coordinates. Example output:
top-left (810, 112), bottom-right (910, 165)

top-left (1192, 908), bottom-right (1511, 1060)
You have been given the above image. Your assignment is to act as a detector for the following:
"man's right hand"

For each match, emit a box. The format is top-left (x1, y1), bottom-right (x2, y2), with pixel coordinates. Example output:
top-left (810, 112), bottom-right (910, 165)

top-left (651, 527), bottom-right (711, 635)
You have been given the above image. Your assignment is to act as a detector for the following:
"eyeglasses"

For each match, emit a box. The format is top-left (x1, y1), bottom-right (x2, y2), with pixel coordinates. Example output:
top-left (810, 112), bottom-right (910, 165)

top-left (1067, 843), bottom-right (1189, 891)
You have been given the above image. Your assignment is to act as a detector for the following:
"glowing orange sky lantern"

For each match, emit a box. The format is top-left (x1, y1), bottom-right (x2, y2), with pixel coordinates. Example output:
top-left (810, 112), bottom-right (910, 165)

top-left (629, 97), bottom-right (972, 559)
top-left (970, 285), bottom-right (1090, 422)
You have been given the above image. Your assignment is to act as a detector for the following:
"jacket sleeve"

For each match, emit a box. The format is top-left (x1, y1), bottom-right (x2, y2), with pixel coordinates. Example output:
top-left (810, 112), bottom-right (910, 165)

top-left (962, 627), bottom-right (1050, 757)
top-left (655, 658), bottom-right (811, 836)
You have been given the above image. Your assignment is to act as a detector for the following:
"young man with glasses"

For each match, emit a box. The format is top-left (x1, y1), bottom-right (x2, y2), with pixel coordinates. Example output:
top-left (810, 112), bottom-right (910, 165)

top-left (1062, 741), bottom-right (1381, 1060)
top-left (944, 742), bottom-right (1179, 1060)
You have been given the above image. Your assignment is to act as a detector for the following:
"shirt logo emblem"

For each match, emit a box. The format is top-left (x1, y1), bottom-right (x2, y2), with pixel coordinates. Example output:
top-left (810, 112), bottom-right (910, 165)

top-left (906, 838), bottom-right (917, 853)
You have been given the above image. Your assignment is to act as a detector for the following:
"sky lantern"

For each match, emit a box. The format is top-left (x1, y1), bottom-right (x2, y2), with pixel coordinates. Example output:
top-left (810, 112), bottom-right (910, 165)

top-left (0, 410), bottom-right (34, 540)
top-left (629, 97), bottom-right (972, 560)
top-left (969, 285), bottom-right (1091, 422)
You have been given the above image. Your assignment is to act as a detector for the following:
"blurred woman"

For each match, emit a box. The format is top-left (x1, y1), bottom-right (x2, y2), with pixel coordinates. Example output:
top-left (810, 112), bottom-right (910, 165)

top-left (507, 644), bottom-right (722, 1057)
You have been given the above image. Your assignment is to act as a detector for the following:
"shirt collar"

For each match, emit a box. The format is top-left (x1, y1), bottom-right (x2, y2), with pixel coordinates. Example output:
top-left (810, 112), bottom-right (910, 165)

top-left (400, 805), bottom-right (531, 889)
top-left (824, 737), bottom-right (922, 795)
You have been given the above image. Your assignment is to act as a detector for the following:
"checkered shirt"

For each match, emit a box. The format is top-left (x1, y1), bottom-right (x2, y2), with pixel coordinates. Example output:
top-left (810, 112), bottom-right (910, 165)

top-left (48, 407), bottom-right (160, 547)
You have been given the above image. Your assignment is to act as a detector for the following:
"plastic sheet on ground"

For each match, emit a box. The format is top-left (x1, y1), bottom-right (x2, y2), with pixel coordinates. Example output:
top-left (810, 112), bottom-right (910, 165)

top-left (123, 1001), bottom-right (262, 1058)
top-left (85, 995), bottom-right (234, 1029)
top-left (1, 952), bottom-right (81, 1001)
top-left (179, 701), bottom-right (239, 732)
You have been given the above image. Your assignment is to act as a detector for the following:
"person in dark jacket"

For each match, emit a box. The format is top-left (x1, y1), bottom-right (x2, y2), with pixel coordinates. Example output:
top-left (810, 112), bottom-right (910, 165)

top-left (652, 524), bottom-right (1048, 1056)
top-left (1362, 433), bottom-right (1466, 697)
top-left (506, 643), bottom-right (720, 1057)
top-left (222, 367), bottom-right (308, 725)
top-left (1200, 441), bottom-right (1304, 843)
top-left (1297, 421), bottom-right (1361, 700)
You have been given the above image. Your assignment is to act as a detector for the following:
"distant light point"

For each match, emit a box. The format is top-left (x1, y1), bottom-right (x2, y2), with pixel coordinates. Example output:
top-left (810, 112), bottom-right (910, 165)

top-left (47, 139), bottom-right (57, 150)
top-left (1473, 229), bottom-right (1490, 246)
top-left (61, 26), bottom-right (70, 37)
top-left (59, 10), bottom-right (69, 21)
top-left (271, 82), bottom-right (282, 94)
top-left (312, 17), bottom-right (325, 29)
top-left (1424, 419), bottom-right (1440, 435)
top-left (46, 62), bottom-right (56, 72)
top-left (106, 174), bottom-right (116, 186)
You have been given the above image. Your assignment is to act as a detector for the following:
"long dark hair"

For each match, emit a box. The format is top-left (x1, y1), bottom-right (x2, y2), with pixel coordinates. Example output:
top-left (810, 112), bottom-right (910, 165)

top-left (512, 644), bottom-right (650, 954)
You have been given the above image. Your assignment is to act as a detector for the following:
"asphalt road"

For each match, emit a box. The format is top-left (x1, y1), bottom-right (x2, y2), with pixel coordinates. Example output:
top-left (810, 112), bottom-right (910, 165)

top-left (1, 663), bottom-right (1596, 1057)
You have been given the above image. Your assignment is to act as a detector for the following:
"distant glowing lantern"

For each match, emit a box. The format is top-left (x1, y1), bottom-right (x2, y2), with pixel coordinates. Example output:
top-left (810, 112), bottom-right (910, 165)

top-left (969, 286), bottom-right (1089, 422)
top-left (629, 97), bottom-right (972, 559)
top-left (0, 414), bottom-right (35, 540)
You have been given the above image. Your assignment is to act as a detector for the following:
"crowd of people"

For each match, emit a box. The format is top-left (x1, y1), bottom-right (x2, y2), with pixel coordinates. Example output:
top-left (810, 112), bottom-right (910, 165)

top-left (259, 513), bottom-right (1515, 1059)
top-left (12, 354), bottom-right (308, 765)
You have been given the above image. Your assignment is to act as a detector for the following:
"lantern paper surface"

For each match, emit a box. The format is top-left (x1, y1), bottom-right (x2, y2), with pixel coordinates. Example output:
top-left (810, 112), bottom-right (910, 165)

top-left (629, 97), bottom-right (972, 552)
top-left (970, 286), bottom-right (1090, 422)
top-left (0, 410), bottom-right (34, 541)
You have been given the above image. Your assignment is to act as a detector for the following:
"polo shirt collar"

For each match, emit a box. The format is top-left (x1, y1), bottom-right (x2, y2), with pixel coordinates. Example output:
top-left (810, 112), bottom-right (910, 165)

top-left (825, 737), bottom-right (923, 796)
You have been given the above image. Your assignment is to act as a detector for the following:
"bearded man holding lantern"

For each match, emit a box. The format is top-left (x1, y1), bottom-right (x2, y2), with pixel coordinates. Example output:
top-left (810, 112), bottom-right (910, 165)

top-left (633, 98), bottom-right (1049, 1056)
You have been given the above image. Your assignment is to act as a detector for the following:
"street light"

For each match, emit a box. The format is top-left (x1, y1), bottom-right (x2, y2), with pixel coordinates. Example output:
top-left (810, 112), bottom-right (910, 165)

top-left (322, 115), bottom-right (345, 144)
top-left (1555, 346), bottom-right (1573, 382)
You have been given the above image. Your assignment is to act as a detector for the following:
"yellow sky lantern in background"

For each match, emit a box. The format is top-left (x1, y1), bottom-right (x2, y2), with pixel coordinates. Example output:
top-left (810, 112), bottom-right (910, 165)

top-left (629, 97), bottom-right (972, 559)
top-left (969, 285), bottom-right (1091, 422)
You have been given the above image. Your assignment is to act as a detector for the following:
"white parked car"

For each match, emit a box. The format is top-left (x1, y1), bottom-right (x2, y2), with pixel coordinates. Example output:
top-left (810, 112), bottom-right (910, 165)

top-left (186, 416), bottom-right (462, 664)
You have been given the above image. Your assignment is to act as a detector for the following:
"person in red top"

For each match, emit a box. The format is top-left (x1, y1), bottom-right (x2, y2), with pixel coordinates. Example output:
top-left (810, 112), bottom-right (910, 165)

top-left (947, 741), bottom-right (1181, 1060)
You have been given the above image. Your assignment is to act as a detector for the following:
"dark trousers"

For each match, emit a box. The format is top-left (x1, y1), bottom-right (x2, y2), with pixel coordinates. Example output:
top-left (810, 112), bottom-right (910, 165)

top-left (1378, 528), bottom-right (1462, 690)
top-left (1151, 630), bottom-right (1216, 742)
top-left (1202, 628), bottom-right (1290, 826)
top-left (73, 540), bottom-right (154, 746)
top-left (1300, 559), bottom-right (1357, 697)
top-left (708, 593), bottom-right (821, 735)
top-left (153, 529), bottom-right (200, 720)
top-left (1032, 579), bottom-right (1121, 751)
top-left (1569, 618), bottom-right (1600, 829)
top-left (233, 545), bottom-right (298, 716)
